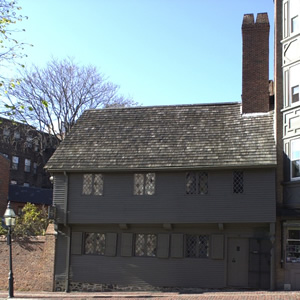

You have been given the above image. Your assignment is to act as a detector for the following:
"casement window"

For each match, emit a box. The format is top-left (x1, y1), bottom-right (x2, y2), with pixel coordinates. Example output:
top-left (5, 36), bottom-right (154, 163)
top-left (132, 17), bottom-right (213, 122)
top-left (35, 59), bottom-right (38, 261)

top-left (134, 234), bottom-right (157, 257)
top-left (186, 171), bottom-right (208, 195)
top-left (133, 173), bottom-right (155, 195)
top-left (84, 233), bottom-right (106, 255)
top-left (185, 234), bottom-right (209, 258)
top-left (291, 139), bottom-right (300, 179)
top-left (24, 159), bottom-right (31, 172)
top-left (12, 156), bottom-right (19, 170)
top-left (286, 229), bottom-right (300, 263)
top-left (82, 174), bottom-right (103, 195)
top-left (233, 171), bottom-right (244, 194)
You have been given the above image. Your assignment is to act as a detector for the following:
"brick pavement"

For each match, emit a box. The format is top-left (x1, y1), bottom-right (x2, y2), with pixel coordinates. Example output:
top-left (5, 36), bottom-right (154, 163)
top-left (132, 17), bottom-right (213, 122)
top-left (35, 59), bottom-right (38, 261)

top-left (1, 290), bottom-right (300, 300)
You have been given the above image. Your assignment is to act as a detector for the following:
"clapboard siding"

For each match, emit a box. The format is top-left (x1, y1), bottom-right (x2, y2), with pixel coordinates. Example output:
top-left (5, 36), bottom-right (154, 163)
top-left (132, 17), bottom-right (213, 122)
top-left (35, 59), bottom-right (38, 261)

top-left (53, 174), bottom-right (67, 224)
top-left (66, 223), bottom-right (270, 289)
top-left (66, 169), bottom-right (275, 224)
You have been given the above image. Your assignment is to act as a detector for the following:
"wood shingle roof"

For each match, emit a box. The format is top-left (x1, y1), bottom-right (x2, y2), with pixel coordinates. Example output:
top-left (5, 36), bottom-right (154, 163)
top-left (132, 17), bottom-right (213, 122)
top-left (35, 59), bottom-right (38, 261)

top-left (46, 103), bottom-right (276, 172)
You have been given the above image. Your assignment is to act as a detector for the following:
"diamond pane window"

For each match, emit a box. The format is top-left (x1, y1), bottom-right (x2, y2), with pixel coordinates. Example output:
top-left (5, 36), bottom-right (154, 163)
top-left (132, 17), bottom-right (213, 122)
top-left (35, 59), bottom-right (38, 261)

top-left (186, 172), bottom-right (197, 194)
top-left (233, 171), bottom-right (244, 194)
top-left (135, 234), bottom-right (157, 257)
top-left (94, 174), bottom-right (104, 195)
top-left (145, 173), bottom-right (155, 195)
top-left (134, 174), bottom-right (144, 195)
top-left (186, 171), bottom-right (208, 195)
top-left (185, 234), bottom-right (209, 258)
top-left (134, 173), bottom-right (155, 195)
top-left (82, 174), bottom-right (103, 196)
top-left (84, 233), bottom-right (106, 255)
top-left (82, 174), bottom-right (93, 195)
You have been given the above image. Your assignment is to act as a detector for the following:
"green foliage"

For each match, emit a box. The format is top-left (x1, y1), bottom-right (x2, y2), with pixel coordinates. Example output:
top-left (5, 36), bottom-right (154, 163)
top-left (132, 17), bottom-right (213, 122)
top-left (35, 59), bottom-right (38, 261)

top-left (13, 203), bottom-right (49, 237)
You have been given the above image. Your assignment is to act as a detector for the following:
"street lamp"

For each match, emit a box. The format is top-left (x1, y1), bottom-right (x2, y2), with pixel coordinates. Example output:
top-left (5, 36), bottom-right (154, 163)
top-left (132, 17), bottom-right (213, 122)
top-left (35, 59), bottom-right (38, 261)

top-left (4, 202), bottom-right (16, 298)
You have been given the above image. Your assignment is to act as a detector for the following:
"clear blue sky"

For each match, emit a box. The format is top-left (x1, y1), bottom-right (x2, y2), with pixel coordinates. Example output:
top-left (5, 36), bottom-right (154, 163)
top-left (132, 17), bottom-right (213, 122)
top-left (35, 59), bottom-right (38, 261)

top-left (16, 0), bottom-right (274, 106)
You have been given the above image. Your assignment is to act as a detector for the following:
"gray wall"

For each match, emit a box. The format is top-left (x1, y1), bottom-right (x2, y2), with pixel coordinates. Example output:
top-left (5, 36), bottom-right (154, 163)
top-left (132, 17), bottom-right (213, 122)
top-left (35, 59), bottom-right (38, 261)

top-left (283, 181), bottom-right (300, 208)
top-left (56, 168), bottom-right (276, 224)
top-left (60, 223), bottom-right (271, 289)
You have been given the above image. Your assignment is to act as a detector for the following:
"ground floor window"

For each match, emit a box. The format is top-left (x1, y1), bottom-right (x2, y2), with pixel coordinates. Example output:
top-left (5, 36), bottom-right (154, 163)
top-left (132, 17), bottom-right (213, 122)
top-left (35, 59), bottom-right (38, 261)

top-left (134, 233), bottom-right (157, 257)
top-left (84, 233), bottom-right (106, 255)
top-left (185, 234), bottom-right (209, 258)
top-left (286, 229), bottom-right (300, 263)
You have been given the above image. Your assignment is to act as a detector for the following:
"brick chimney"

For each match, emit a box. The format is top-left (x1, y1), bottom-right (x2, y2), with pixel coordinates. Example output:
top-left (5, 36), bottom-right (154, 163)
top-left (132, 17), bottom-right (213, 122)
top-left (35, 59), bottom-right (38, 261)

top-left (242, 13), bottom-right (270, 114)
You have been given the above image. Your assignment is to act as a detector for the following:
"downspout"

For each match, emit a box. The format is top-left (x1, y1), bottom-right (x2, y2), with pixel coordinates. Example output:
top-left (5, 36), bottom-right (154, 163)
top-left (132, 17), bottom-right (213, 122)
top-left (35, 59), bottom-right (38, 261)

top-left (270, 222), bottom-right (276, 290)
top-left (63, 171), bottom-right (71, 293)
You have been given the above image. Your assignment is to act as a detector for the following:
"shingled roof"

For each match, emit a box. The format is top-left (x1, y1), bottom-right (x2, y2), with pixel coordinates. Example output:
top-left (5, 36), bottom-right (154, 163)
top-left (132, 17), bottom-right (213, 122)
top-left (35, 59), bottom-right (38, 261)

top-left (46, 103), bottom-right (276, 172)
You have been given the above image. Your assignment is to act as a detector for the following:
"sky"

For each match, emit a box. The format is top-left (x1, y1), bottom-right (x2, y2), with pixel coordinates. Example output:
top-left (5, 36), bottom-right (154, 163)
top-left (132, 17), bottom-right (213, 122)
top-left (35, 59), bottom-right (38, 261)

top-left (15, 0), bottom-right (274, 107)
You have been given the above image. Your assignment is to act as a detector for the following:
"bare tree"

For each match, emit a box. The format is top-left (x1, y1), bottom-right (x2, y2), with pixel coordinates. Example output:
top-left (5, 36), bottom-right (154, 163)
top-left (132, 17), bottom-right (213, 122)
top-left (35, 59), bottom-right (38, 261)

top-left (4, 57), bottom-right (137, 142)
top-left (0, 0), bottom-right (29, 89)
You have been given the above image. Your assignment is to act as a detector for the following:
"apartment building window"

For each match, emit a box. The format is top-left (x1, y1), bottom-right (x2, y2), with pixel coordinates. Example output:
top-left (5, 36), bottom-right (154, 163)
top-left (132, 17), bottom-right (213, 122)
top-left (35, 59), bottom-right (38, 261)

top-left (1, 153), bottom-right (8, 158)
top-left (12, 156), bottom-right (19, 170)
top-left (135, 234), bottom-right (157, 257)
top-left (291, 139), bottom-right (300, 179)
top-left (14, 131), bottom-right (20, 140)
top-left (25, 136), bottom-right (33, 148)
top-left (186, 171), bottom-right (208, 195)
top-left (84, 233), bottom-right (105, 255)
top-left (291, 16), bottom-right (299, 33)
top-left (24, 159), bottom-right (31, 172)
top-left (292, 85), bottom-right (299, 103)
top-left (233, 171), bottom-right (244, 193)
top-left (33, 162), bottom-right (38, 174)
top-left (286, 229), bottom-right (300, 263)
top-left (82, 174), bottom-right (103, 195)
top-left (185, 234), bottom-right (209, 258)
top-left (23, 183), bottom-right (30, 187)
top-left (133, 173), bottom-right (155, 195)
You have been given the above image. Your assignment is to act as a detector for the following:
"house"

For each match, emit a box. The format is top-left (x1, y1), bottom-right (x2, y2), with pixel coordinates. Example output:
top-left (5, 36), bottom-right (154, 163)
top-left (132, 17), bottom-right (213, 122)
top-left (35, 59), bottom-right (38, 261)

top-left (274, 0), bottom-right (300, 290)
top-left (0, 154), bottom-right (10, 216)
top-left (0, 117), bottom-right (58, 189)
top-left (46, 13), bottom-right (277, 292)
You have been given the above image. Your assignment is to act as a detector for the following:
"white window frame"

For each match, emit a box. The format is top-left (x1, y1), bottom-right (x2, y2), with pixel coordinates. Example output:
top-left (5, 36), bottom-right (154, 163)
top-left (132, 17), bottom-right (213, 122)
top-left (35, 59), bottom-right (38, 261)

top-left (291, 139), bottom-right (300, 180)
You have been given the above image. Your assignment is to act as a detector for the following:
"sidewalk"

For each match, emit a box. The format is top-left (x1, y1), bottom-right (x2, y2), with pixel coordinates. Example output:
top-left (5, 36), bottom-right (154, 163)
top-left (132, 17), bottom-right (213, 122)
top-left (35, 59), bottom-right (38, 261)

top-left (1, 290), bottom-right (300, 300)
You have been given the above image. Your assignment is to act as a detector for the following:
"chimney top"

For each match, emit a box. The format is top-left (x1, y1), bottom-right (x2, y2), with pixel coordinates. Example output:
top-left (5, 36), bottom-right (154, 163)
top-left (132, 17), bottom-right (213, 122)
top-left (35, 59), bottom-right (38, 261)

top-left (242, 13), bottom-right (269, 29)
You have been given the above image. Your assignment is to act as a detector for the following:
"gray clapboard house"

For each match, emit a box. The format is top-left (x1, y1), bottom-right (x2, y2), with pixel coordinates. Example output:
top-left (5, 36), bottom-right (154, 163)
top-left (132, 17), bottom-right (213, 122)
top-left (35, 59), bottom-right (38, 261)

top-left (46, 13), bottom-right (277, 292)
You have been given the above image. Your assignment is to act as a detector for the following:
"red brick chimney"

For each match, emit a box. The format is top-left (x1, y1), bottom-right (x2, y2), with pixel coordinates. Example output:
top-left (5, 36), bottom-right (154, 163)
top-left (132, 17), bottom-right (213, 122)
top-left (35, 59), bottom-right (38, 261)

top-left (242, 13), bottom-right (270, 114)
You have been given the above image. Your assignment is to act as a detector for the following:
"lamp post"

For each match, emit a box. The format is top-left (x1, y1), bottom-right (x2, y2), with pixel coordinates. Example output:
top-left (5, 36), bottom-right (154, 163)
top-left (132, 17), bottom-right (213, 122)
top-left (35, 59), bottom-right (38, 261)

top-left (4, 202), bottom-right (16, 298)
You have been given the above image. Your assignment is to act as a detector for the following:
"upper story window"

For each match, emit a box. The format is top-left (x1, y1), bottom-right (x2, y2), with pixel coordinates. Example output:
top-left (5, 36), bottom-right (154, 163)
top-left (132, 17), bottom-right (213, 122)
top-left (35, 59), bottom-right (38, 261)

top-left (133, 173), bottom-right (155, 195)
top-left (233, 171), bottom-right (244, 194)
top-left (24, 159), bottom-right (31, 172)
top-left (134, 234), bottom-right (157, 257)
top-left (292, 85), bottom-right (299, 103)
top-left (186, 171), bottom-right (208, 195)
top-left (25, 136), bottom-right (33, 148)
top-left (185, 234), bottom-right (209, 258)
top-left (283, 0), bottom-right (300, 37)
top-left (82, 174), bottom-right (103, 196)
top-left (291, 139), bottom-right (300, 179)
top-left (84, 232), bottom-right (105, 255)
top-left (12, 156), bottom-right (19, 170)
top-left (33, 162), bottom-right (38, 174)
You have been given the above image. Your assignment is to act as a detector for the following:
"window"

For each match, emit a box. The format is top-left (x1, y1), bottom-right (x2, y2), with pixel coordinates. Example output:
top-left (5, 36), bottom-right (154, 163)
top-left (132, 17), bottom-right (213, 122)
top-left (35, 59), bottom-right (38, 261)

top-left (186, 171), bottom-right (208, 195)
top-left (23, 183), bottom-right (30, 187)
top-left (14, 131), bottom-right (20, 140)
top-left (12, 156), bottom-right (19, 170)
top-left (82, 174), bottom-right (103, 195)
top-left (24, 159), bottom-right (31, 172)
top-left (1, 153), bottom-right (8, 158)
top-left (286, 229), bottom-right (300, 263)
top-left (25, 136), bottom-right (32, 148)
top-left (185, 234), bottom-right (209, 258)
top-left (291, 139), bottom-right (300, 179)
top-left (133, 173), bottom-right (155, 195)
top-left (291, 16), bottom-right (299, 33)
top-left (233, 171), bottom-right (244, 193)
top-left (292, 85), bottom-right (299, 103)
top-left (84, 233), bottom-right (105, 255)
top-left (10, 180), bottom-right (17, 185)
top-left (3, 128), bottom-right (10, 137)
top-left (135, 234), bottom-right (157, 257)
top-left (33, 162), bottom-right (38, 174)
